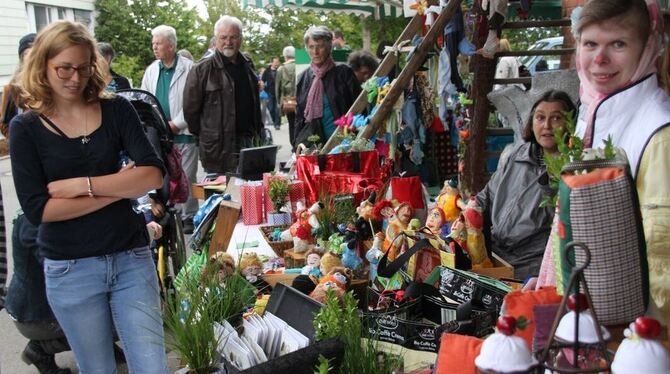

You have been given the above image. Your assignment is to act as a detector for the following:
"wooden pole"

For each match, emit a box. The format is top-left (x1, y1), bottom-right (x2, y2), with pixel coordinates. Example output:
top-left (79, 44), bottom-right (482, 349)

top-left (320, 0), bottom-right (466, 154)
top-left (463, 19), bottom-right (496, 194)
top-left (359, 0), bottom-right (463, 141)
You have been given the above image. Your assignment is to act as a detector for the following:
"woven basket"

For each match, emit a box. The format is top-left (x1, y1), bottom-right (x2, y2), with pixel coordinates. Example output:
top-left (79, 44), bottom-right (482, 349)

top-left (259, 225), bottom-right (292, 257)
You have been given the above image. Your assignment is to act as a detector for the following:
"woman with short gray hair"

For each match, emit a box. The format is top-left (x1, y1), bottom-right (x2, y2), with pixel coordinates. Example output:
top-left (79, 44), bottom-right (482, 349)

top-left (294, 25), bottom-right (360, 152)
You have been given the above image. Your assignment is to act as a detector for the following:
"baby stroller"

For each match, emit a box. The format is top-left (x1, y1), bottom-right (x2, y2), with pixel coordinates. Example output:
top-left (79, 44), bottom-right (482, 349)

top-left (116, 89), bottom-right (187, 298)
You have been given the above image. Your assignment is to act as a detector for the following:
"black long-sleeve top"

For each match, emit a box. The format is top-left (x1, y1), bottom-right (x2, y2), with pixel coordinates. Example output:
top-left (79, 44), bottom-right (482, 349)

top-left (9, 96), bottom-right (165, 260)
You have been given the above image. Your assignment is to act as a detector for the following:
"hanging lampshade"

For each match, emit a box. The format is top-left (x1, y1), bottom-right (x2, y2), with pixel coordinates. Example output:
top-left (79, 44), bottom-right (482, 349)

top-left (537, 242), bottom-right (614, 373)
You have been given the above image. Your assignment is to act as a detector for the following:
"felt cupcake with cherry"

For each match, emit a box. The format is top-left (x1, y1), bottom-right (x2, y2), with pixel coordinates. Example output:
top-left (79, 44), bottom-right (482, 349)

top-left (611, 316), bottom-right (670, 373)
top-left (474, 315), bottom-right (538, 373)
top-left (555, 293), bottom-right (610, 344)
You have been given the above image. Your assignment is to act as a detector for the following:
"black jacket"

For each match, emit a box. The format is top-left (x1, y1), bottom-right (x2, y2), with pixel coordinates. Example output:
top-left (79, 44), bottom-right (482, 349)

top-left (294, 64), bottom-right (360, 148)
top-left (111, 69), bottom-right (131, 90)
top-left (184, 52), bottom-right (262, 173)
top-left (5, 214), bottom-right (55, 322)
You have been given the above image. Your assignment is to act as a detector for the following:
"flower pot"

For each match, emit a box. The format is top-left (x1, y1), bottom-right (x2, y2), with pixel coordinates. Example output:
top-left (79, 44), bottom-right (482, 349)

top-left (267, 212), bottom-right (291, 225)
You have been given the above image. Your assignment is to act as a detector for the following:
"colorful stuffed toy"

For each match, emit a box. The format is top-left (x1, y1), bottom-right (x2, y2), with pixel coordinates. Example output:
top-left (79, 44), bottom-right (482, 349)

top-left (301, 249), bottom-right (322, 278)
top-left (459, 197), bottom-right (492, 267)
top-left (309, 267), bottom-right (352, 303)
top-left (384, 202), bottom-right (415, 260)
top-left (341, 240), bottom-right (363, 271)
top-left (366, 232), bottom-right (386, 281)
top-left (436, 179), bottom-right (462, 223)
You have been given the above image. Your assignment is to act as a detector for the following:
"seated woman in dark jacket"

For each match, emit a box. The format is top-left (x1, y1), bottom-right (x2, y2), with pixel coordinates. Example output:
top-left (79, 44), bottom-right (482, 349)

top-left (5, 213), bottom-right (71, 374)
top-left (294, 25), bottom-right (361, 152)
top-left (476, 90), bottom-right (576, 280)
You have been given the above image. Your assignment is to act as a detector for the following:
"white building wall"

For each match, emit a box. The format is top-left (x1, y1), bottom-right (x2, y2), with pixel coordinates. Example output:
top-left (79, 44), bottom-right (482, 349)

top-left (0, 0), bottom-right (95, 88)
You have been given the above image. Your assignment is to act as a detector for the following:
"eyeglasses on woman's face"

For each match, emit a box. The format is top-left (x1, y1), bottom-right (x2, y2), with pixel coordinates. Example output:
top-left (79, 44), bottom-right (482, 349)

top-left (49, 63), bottom-right (95, 80)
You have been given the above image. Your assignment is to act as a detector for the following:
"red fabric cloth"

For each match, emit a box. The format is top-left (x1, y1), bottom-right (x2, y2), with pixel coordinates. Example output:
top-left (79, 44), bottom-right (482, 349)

top-left (502, 286), bottom-right (562, 349)
top-left (390, 176), bottom-right (425, 209)
top-left (435, 333), bottom-right (483, 374)
top-left (296, 151), bottom-right (381, 204)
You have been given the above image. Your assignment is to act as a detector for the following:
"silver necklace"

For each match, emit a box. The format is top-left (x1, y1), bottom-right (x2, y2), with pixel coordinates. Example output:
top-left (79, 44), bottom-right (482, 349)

top-left (81, 108), bottom-right (90, 145)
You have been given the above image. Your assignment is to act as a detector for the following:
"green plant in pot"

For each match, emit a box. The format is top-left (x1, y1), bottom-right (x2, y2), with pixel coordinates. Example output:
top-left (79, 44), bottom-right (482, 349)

top-left (313, 290), bottom-right (404, 373)
top-left (164, 261), bottom-right (255, 373)
top-left (267, 176), bottom-right (291, 225)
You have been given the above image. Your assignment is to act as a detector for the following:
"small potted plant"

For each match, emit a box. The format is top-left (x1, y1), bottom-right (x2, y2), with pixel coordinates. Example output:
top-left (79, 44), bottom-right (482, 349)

top-left (267, 177), bottom-right (291, 225)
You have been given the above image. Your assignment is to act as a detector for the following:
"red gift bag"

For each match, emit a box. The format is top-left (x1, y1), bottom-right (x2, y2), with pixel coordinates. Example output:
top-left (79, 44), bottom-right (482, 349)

top-left (240, 182), bottom-right (264, 225)
top-left (295, 151), bottom-right (382, 204)
top-left (287, 180), bottom-right (306, 219)
top-left (390, 175), bottom-right (425, 209)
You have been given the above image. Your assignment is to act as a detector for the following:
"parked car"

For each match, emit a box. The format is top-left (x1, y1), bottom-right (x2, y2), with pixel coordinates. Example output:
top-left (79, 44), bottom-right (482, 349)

top-left (518, 36), bottom-right (564, 75)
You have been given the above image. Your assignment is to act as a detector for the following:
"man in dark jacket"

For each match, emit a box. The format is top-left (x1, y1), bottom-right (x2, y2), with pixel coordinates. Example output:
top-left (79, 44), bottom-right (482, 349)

top-left (183, 15), bottom-right (262, 174)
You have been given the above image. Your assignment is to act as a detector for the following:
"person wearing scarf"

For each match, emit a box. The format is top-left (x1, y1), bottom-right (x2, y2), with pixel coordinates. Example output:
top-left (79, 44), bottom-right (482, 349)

top-left (294, 26), bottom-right (361, 152)
top-left (536, 0), bottom-right (670, 325)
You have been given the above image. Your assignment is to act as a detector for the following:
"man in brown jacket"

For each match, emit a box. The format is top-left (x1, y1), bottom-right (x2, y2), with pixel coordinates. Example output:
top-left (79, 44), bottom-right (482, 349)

top-left (183, 15), bottom-right (262, 174)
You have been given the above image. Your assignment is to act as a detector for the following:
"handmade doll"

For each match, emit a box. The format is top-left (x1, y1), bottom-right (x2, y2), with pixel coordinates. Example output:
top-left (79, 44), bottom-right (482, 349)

top-left (384, 202), bottom-right (414, 260)
top-left (404, 207), bottom-right (453, 283)
top-left (320, 251), bottom-right (343, 277)
top-left (341, 239), bottom-right (363, 271)
top-left (355, 192), bottom-right (378, 241)
top-left (202, 251), bottom-right (236, 283)
top-left (307, 202), bottom-right (322, 234)
top-left (309, 267), bottom-right (352, 303)
top-left (366, 232), bottom-right (386, 281)
top-left (280, 201), bottom-right (313, 247)
top-left (301, 249), bottom-right (322, 277)
top-left (239, 252), bottom-right (272, 293)
top-left (436, 178), bottom-right (462, 230)
top-left (425, 206), bottom-right (447, 236)
top-left (459, 196), bottom-right (492, 267)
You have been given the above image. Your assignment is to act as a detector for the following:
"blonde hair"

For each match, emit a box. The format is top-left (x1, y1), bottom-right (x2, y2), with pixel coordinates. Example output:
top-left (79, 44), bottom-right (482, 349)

top-left (499, 39), bottom-right (511, 52)
top-left (14, 20), bottom-right (110, 114)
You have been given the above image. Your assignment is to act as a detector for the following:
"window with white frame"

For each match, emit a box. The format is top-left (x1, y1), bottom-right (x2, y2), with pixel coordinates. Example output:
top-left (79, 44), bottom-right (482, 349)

top-left (26, 3), bottom-right (93, 33)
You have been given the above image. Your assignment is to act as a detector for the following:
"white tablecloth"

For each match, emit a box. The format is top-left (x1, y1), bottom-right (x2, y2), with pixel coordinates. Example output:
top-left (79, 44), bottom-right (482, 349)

top-left (225, 220), bottom-right (279, 264)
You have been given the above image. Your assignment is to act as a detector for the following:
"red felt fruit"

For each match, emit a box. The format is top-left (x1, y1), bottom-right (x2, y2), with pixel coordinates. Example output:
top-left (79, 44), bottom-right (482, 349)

top-left (496, 315), bottom-right (517, 336)
top-left (635, 317), bottom-right (662, 339)
top-left (567, 293), bottom-right (589, 312)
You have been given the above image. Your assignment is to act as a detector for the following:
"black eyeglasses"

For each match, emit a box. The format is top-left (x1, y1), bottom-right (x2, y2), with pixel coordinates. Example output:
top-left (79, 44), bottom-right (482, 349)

top-left (49, 64), bottom-right (95, 79)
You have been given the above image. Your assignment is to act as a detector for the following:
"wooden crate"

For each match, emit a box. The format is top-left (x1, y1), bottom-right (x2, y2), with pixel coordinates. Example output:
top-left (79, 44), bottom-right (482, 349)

top-left (470, 252), bottom-right (515, 280)
top-left (263, 273), bottom-right (299, 288)
top-left (284, 250), bottom-right (306, 269)
top-left (259, 225), bottom-right (292, 257)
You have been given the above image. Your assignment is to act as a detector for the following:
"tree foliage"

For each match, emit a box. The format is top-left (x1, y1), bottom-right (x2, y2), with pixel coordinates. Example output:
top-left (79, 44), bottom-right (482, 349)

top-left (96, 0), bottom-right (410, 81)
top-left (95, 0), bottom-right (204, 85)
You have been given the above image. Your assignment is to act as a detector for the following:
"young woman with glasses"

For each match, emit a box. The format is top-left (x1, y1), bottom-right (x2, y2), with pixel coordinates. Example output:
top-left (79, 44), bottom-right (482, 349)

top-left (9, 21), bottom-right (168, 373)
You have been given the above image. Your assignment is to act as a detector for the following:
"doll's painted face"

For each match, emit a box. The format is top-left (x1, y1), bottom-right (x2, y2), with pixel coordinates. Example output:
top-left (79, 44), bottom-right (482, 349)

top-left (242, 264), bottom-right (262, 277)
top-left (307, 253), bottom-right (321, 267)
top-left (396, 205), bottom-right (414, 226)
top-left (357, 201), bottom-right (374, 219)
top-left (426, 208), bottom-right (445, 232)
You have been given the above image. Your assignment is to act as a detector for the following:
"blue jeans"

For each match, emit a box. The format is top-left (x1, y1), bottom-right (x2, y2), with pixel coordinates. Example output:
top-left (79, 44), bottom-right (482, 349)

top-left (44, 247), bottom-right (167, 374)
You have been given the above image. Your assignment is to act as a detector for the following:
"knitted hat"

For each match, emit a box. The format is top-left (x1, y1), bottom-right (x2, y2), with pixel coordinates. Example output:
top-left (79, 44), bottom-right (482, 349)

top-left (18, 33), bottom-right (36, 57)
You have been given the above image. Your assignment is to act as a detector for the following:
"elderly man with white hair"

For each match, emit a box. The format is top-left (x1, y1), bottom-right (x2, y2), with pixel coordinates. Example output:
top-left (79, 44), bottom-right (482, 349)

top-left (183, 16), bottom-right (262, 175)
top-left (141, 25), bottom-right (197, 233)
